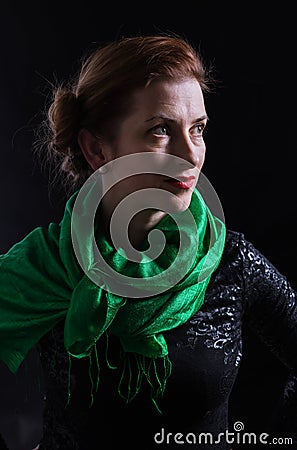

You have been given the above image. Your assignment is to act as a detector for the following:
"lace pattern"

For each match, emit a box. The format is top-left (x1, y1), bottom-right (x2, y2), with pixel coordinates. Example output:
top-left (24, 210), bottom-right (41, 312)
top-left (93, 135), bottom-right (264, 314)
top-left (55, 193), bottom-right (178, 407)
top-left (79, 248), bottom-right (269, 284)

top-left (36, 229), bottom-right (297, 449)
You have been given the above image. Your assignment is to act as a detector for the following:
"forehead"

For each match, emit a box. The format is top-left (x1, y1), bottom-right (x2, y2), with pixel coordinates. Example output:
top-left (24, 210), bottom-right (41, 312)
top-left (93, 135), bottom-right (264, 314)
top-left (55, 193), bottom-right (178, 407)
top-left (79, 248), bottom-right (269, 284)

top-left (129, 78), bottom-right (206, 120)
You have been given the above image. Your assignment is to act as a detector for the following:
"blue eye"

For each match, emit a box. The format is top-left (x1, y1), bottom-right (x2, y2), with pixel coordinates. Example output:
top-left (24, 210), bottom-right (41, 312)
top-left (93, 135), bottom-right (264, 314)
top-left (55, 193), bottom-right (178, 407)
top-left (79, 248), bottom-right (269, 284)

top-left (192, 123), bottom-right (205, 135)
top-left (152, 125), bottom-right (168, 136)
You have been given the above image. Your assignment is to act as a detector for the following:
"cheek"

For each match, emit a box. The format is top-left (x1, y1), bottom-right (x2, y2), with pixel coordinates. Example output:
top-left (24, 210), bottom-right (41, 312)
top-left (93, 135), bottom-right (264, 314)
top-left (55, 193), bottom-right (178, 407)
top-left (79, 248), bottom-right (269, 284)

top-left (198, 143), bottom-right (206, 168)
top-left (130, 174), bottom-right (162, 189)
top-left (118, 174), bottom-right (158, 194)
top-left (112, 135), bottom-right (145, 159)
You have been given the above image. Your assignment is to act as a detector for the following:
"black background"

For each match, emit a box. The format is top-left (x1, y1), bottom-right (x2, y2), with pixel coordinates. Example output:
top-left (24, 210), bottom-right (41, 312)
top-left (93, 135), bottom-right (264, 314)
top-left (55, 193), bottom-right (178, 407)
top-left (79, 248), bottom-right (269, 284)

top-left (0, 2), bottom-right (296, 449)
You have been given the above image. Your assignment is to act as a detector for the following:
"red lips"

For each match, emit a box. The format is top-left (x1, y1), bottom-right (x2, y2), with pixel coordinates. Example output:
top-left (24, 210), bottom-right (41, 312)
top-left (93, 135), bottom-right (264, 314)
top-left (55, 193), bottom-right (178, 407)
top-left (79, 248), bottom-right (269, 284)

top-left (164, 176), bottom-right (195, 189)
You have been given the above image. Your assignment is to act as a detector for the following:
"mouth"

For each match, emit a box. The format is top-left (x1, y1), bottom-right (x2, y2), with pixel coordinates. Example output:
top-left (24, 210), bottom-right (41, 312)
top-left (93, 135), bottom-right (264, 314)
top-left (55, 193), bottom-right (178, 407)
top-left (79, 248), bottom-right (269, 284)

top-left (164, 176), bottom-right (196, 190)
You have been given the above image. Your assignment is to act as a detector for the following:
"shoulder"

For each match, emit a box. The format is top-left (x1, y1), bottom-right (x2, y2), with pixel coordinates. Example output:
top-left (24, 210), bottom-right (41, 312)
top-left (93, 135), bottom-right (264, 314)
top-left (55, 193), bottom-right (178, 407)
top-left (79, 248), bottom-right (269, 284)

top-left (213, 227), bottom-right (272, 285)
top-left (221, 228), bottom-right (265, 267)
top-left (224, 228), bottom-right (246, 248)
top-left (203, 228), bottom-right (246, 293)
top-left (217, 227), bottom-right (246, 269)
top-left (221, 228), bottom-right (296, 300)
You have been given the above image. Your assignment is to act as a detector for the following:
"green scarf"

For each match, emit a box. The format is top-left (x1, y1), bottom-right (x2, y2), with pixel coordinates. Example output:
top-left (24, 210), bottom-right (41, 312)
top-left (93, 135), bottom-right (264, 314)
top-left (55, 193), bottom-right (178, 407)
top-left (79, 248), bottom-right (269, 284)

top-left (0, 187), bottom-right (226, 408)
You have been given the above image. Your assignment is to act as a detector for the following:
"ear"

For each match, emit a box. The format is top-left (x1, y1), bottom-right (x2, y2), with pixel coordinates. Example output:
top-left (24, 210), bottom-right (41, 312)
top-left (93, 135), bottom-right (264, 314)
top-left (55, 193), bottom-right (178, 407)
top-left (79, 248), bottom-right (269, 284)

top-left (77, 128), bottom-right (108, 171)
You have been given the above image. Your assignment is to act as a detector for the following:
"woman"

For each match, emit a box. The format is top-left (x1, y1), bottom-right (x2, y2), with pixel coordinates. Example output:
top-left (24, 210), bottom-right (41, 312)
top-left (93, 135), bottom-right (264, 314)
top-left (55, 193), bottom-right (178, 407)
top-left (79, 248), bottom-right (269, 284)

top-left (0, 34), bottom-right (296, 450)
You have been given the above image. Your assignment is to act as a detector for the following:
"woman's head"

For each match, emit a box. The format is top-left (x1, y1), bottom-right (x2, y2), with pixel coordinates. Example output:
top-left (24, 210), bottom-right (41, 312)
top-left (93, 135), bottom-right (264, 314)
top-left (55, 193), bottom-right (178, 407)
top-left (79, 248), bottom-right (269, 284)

top-left (39, 33), bottom-right (211, 191)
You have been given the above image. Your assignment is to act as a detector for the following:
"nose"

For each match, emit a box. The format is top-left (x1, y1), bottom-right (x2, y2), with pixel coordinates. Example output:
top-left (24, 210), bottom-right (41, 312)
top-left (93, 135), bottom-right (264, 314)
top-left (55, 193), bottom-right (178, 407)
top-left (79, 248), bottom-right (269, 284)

top-left (171, 134), bottom-right (205, 169)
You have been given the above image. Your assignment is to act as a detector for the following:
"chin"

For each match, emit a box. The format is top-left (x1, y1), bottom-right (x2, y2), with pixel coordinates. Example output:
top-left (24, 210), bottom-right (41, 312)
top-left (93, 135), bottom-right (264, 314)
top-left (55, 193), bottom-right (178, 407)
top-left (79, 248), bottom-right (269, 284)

top-left (166, 192), bottom-right (193, 213)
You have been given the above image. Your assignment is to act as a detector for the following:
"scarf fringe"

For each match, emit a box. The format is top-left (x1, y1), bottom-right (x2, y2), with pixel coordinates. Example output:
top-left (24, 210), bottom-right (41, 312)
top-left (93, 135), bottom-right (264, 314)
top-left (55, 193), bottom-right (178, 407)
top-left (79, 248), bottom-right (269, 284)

top-left (117, 351), bottom-right (172, 414)
top-left (105, 333), bottom-right (118, 369)
top-left (65, 344), bottom-right (101, 409)
top-left (65, 338), bottom-right (172, 413)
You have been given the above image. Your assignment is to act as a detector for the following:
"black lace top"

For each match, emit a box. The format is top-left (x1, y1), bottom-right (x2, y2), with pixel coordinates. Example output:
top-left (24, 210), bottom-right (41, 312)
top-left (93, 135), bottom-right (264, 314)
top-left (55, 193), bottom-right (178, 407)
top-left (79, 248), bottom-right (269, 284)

top-left (36, 229), bottom-right (297, 449)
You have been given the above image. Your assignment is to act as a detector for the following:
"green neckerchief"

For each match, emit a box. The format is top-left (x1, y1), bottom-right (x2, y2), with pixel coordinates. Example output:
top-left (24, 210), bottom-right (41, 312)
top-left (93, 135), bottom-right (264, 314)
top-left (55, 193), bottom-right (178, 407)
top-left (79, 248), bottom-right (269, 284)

top-left (0, 187), bottom-right (226, 409)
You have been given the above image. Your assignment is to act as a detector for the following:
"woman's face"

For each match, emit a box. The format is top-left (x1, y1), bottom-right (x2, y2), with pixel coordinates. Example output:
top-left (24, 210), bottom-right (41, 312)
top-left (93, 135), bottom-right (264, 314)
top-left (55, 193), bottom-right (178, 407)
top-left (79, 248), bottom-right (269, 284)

top-left (100, 77), bottom-right (207, 214)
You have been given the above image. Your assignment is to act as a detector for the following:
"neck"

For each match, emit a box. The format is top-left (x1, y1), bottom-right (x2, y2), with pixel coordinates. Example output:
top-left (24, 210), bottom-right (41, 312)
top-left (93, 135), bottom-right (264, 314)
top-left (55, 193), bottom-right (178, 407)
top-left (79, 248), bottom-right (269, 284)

top-left (101, 205), bottom-right (166, 252)
top-left (129, 209), bottom-right (167, 250)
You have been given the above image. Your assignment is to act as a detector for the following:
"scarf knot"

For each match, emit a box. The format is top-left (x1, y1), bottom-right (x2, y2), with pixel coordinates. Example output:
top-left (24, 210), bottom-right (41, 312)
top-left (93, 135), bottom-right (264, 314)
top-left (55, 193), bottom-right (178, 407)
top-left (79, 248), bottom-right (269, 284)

top-left (0, 185), bottom-right (226, 411)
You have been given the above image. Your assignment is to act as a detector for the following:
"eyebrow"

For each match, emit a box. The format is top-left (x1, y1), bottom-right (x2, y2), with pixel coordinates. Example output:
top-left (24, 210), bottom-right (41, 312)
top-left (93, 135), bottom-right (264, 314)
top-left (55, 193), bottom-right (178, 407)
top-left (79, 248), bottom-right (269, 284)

top-left (145, 114), bottom-right (209, 123)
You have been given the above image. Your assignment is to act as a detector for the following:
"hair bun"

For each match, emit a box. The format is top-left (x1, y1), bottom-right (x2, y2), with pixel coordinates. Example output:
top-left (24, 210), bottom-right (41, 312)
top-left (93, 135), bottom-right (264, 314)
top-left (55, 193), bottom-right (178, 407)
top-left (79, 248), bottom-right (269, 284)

top-left (48, 87), bottom-right (80, 156)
